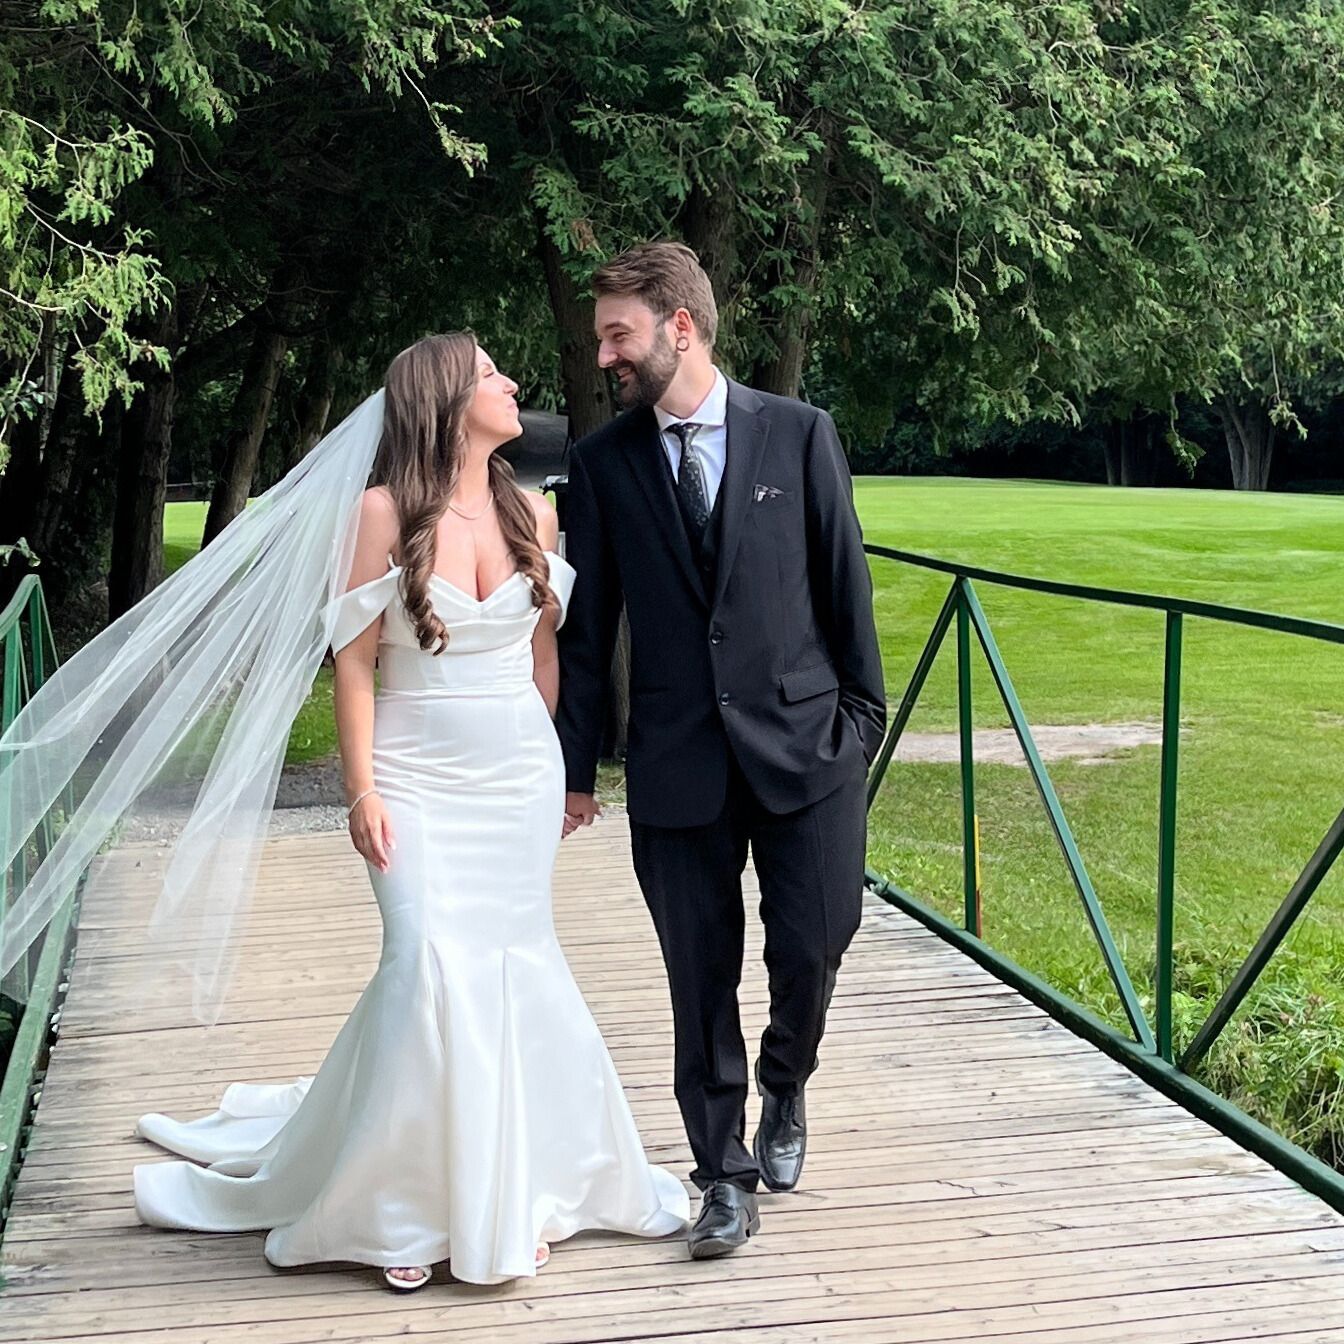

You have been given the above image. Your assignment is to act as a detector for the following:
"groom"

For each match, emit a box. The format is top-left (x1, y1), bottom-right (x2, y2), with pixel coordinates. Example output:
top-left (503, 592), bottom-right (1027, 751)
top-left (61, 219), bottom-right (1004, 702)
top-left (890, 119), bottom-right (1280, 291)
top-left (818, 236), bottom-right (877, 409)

top-left (557, 242), bottom-right (885, 1259)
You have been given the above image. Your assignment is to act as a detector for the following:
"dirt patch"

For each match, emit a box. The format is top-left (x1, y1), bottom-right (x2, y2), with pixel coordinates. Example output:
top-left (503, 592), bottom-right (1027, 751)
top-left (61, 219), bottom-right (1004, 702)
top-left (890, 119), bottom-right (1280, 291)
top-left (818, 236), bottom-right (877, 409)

top-left (895, 722), bottom-right (1167, 767)
top-left (267, 726), bottom-right (1170, 796)
top-left (275, 755), bottom-right (347, 807)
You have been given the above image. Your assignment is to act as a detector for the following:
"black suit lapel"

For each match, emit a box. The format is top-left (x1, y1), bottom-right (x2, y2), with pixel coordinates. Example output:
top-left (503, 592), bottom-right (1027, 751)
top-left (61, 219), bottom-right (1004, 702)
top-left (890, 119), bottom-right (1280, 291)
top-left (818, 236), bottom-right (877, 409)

top-left (712, 380), bottom-right (769, 610)
top-left (623, 406), bottom-right (709, 607)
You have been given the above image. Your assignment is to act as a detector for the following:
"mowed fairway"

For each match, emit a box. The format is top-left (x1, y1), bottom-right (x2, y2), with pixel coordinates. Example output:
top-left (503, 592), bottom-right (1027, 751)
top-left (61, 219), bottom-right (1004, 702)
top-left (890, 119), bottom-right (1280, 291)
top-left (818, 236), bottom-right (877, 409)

top-left (164, 478), bottom-right (1344, 1159)
top-left (857, 479), bottom-right (1344, 1163)
top-left (162, 501), bottom-right (208, 576)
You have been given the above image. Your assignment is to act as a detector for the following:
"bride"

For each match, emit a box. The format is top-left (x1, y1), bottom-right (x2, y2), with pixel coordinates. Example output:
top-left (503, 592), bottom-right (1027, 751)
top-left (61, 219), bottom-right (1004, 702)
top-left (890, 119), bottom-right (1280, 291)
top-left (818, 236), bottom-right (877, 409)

top-left (3, 332), bottom-right (688, 1289)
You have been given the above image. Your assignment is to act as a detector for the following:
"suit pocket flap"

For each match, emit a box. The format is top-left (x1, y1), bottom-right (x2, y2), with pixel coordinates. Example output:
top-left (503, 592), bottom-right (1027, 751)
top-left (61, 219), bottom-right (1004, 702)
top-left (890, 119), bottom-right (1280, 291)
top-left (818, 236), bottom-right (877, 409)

top-left (779, 661), bottom-right (839, 703)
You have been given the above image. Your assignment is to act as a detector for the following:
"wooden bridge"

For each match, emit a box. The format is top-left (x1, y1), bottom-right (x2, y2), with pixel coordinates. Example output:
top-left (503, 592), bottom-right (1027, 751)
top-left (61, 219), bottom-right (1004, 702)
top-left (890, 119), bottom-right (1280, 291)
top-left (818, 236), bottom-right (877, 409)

top-left (4, 819), bottom-right (1344, 1343)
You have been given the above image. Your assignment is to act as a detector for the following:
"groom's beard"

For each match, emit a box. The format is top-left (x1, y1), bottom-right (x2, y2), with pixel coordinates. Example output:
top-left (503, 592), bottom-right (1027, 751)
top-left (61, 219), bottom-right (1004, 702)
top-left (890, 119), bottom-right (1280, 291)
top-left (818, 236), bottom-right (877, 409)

top-left (612, 329), bottom-right (680, 409)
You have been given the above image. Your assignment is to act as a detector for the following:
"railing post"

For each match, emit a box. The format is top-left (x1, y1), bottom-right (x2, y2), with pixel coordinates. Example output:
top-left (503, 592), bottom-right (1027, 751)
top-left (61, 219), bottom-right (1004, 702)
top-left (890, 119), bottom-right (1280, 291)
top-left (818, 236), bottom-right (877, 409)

top-left (961, 582), bottom-right (1156, 1053)
top-left (3, 625), bottom-right (25, 997)
top-left (1156, 612), bottom-right (1182, 1063)
top-left (28, 586), bottom-right (46, 688)
top-left (956, 579), bottom-right (980, 935)
top-left (866, 581), bottom-right (959, 811)
top-left (2, 626), bottom-right (18, 730)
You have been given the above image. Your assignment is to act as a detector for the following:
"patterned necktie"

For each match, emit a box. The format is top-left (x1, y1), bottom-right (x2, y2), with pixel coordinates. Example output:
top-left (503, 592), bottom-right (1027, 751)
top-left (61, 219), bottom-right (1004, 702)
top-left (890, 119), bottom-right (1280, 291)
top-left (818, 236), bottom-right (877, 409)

top-left (667, 421), bottom-right (710, 531)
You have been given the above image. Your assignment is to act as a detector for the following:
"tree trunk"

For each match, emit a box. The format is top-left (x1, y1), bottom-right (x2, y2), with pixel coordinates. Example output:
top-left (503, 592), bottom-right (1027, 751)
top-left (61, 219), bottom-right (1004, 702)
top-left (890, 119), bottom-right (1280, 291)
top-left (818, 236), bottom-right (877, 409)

top-left (1102, 423), bottom-right (1121, 485)
top-left (680, 182), bottom-right (738, 357)
top-left (1217, 393), bottom-right (1276, 490)
top-left (202, 307), bottom-right (292, 546)
top-left (0, 327), bottom-right (73, 548)
top-left (48, 408), bottom-right (119, 607)
top-left (7, 406), bottom-right (119, 618)
top-left (0, 409), bottom-right (42, 544)
top-left (537, 221), bottom-right (627, 756)
top-left (26, 366), bottom-right (85, 556)
top-left (754, 290), bottom-right (814, 400)
top-left (109, 306), bottom-right (179, 619)
top-left (750, 149), bottom-right (832, 399)
top-left (1114, 415), bottom-right (1157, 486)
top-left (536, 221), bottom-right (612, 443)
top-left (102, 129), bottom-right (197, 618)
top-left (285, 328), bottom-right (340, 472)
top-left (0, 408), bottom-right (42, 612)
top-left (1119, 421), bottom-right (1139, 485)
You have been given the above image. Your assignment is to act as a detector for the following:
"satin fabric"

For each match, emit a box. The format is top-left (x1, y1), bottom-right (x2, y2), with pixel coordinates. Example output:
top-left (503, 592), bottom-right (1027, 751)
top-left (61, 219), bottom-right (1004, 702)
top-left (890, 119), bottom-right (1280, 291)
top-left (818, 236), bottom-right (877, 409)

top-left (133, 551), bottom-right (688, 1281)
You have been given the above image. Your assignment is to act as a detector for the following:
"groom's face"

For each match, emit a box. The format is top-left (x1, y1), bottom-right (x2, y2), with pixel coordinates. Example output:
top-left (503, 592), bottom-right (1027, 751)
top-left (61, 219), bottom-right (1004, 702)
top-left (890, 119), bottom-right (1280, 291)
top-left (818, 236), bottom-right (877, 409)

top-left (595, 295), bottom-right (680, 409)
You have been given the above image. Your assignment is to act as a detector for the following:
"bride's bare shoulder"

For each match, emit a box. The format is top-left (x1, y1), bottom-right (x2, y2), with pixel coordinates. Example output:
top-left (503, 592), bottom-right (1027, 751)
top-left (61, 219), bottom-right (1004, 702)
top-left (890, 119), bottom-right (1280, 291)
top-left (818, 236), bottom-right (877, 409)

top-left (356, 486), bottom-right (400, 558)
top-left (360, 486), bottom-right (400, 529)
top-left (361, 484), bottom-right (397, 517)
top-left (524, 490), bottom-right (558, 549)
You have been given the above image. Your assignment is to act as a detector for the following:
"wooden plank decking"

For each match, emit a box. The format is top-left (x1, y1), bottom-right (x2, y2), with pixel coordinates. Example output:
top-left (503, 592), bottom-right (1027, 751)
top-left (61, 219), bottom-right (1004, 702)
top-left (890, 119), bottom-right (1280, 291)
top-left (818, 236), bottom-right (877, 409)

top-left (4, 819), bottom-right (1344, 1342)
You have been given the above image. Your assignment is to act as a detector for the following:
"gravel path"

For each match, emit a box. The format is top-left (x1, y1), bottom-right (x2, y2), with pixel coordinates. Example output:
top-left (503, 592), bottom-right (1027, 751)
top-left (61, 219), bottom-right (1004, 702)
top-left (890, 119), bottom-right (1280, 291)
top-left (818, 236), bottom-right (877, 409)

top-left (116, 717), bottom-right (1152, 849)
top-left (116, 756), bottom-right (351, 845)
top-left (118, 718), bottom-right (1153, 848)
top-left (118, 753), bottom-right (627, 847)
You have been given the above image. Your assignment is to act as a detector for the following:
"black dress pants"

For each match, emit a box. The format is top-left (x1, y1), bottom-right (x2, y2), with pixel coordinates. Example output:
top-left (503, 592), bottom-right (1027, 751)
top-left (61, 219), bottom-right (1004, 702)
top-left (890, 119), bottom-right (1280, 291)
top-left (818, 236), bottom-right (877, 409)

top-left (630, 757), bottom-right (867, 1193)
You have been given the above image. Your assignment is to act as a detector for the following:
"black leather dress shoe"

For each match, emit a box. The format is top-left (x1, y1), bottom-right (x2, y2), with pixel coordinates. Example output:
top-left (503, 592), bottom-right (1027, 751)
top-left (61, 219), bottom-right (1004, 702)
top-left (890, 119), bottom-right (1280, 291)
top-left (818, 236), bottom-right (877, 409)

top-left (754, 1064), bottom-right (807, 1192)
top-left (687, 1182), bottom-right (760, 1259)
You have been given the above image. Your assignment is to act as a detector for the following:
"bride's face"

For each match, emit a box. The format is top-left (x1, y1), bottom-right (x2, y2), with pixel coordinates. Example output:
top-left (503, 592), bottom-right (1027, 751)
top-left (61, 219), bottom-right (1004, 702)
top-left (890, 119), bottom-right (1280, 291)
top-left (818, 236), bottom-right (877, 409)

top-left (463, 347), bottom-right (523, 448)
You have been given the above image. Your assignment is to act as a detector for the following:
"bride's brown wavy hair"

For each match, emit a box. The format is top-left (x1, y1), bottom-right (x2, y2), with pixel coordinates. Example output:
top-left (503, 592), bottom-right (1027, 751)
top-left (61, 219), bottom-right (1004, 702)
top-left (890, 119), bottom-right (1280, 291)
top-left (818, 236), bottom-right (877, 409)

top-left (373, 332), bottom-right (555, 653)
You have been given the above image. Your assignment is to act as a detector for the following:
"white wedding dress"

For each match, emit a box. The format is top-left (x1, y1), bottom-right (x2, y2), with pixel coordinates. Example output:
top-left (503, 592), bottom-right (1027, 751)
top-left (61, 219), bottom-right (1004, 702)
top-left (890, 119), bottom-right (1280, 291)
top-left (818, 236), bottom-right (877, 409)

top-left (133, 551), bottom-right (688, 1282)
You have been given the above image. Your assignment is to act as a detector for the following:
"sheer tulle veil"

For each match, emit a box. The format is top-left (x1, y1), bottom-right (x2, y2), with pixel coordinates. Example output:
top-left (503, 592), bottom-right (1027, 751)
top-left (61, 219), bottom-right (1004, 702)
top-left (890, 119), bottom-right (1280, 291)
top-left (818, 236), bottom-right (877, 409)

top-left (0, 391), bottom-right (386, 1023)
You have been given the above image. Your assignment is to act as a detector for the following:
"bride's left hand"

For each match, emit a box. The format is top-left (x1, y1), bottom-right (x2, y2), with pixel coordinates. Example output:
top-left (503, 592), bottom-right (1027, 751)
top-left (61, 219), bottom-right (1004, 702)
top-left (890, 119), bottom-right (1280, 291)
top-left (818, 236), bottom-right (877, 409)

top-left (349, 793), bottom-right (396, 873)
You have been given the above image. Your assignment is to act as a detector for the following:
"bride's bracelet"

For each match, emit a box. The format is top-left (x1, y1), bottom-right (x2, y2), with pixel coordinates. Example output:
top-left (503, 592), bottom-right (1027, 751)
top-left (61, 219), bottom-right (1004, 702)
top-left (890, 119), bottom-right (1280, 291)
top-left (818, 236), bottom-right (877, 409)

top-left (347, 788), bottom-right (380, 817)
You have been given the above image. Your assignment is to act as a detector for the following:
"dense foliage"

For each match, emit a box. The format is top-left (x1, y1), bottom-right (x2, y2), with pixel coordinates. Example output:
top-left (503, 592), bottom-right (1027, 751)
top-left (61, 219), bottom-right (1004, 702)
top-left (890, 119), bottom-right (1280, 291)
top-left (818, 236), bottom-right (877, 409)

top-left (2, 0), bottom-right (1342, 616)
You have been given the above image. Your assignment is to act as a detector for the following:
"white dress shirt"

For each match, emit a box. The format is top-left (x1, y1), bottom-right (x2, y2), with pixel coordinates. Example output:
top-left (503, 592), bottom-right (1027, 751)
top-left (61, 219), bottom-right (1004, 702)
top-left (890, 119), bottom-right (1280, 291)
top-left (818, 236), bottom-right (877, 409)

top-left (655, 368), bottom-right (729, 512)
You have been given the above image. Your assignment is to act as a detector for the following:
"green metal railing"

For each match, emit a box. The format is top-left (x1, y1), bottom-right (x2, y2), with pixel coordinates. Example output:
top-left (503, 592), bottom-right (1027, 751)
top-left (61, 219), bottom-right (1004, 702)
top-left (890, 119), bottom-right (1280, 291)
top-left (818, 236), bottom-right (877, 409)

top-left (0, 576), bottom-right (75, 1227)
top-left (863, 545), bottom-right (1344, 1210)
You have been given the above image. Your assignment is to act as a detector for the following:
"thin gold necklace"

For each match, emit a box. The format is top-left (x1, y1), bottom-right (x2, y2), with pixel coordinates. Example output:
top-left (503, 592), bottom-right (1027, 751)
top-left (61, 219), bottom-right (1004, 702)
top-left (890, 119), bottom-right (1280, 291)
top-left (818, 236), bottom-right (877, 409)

top-left (447, 491), bottom-right (494, 521)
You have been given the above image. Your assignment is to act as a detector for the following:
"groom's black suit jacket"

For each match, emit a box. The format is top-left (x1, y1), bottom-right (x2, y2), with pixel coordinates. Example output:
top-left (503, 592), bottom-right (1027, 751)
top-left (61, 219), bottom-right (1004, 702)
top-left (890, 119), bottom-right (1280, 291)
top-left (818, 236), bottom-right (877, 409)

top-left (556, 378), bottom-right (886, 829)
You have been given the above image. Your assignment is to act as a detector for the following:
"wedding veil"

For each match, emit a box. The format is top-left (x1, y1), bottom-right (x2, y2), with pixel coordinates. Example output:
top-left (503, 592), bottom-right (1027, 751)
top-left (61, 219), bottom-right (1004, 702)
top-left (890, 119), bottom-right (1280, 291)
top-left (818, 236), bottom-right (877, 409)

top-left (0, 391), bottom-right (386, 1023)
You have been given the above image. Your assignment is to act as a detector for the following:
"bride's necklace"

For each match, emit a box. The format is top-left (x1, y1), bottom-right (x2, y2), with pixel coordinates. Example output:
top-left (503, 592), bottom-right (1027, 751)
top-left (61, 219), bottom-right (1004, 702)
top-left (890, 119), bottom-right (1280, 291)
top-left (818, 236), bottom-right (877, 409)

top-left (447, 491), bottom-right (494, 522)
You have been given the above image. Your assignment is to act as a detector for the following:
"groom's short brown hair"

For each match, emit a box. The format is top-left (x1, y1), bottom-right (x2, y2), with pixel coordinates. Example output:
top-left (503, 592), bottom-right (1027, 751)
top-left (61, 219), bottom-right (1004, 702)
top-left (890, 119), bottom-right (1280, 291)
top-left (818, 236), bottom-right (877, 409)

top-left (593, 242), bottom-right (719, 349)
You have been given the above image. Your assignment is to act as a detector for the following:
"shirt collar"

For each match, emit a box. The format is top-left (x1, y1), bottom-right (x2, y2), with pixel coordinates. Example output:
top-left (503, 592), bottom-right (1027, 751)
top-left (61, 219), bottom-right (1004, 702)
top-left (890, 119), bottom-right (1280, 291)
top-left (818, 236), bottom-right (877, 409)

top-left (655, 368), bottom-right (728, 433)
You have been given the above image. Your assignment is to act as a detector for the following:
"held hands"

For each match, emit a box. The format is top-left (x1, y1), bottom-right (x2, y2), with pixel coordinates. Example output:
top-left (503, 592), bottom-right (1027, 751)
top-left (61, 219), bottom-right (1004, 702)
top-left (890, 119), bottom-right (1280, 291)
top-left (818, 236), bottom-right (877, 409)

top-left (349, 791), bottom-right (396, 873)
top-left (562, 791), bottom-right (601, 839)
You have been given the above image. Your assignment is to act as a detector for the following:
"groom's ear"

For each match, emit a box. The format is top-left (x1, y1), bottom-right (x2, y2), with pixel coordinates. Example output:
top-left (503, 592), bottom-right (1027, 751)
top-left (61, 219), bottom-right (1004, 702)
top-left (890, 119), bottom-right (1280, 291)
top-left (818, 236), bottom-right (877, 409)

top-left (670, 307), bottom-right (701, 348)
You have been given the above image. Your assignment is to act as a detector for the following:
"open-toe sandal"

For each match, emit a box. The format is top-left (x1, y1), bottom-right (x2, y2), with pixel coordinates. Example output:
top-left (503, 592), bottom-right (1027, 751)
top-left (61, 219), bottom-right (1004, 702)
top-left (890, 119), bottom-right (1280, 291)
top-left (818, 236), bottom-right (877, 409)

top-left (384, 1265), bottom-right (432, 1292)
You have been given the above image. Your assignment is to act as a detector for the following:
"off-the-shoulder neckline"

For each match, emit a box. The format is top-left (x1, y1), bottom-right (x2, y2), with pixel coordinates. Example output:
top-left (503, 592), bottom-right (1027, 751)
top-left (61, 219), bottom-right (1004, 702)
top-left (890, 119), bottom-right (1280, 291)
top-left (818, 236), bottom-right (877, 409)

top-left (345, 549), bottom-right (573, 606)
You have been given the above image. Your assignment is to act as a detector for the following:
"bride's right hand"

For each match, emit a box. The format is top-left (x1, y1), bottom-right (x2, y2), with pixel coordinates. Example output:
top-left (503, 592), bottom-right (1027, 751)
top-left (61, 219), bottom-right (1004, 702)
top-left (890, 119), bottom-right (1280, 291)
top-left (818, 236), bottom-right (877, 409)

top-left (349, 793), bottom-right (396, 873)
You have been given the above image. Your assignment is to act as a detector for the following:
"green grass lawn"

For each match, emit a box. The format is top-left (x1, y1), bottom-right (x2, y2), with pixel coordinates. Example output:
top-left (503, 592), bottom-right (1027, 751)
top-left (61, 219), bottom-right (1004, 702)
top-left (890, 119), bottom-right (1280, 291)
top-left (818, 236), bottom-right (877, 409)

top-left (162, 502), bottom-right (208, 576)
top-left (163, 480), bottom-right (1344, 1162)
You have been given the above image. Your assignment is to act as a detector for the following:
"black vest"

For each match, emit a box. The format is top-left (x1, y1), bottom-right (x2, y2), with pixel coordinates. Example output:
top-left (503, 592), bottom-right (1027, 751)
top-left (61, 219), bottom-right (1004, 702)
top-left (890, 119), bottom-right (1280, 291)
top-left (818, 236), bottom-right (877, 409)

top-left (662, 444), bottom-right (726, 601)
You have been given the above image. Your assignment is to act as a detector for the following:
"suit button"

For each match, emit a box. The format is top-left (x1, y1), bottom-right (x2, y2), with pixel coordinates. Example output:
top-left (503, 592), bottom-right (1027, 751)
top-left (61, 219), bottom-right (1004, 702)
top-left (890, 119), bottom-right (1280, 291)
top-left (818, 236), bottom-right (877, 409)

top-left (718, 692), bottom-right (731, 706)
top-left (710, 630), bottom-right (724, 645)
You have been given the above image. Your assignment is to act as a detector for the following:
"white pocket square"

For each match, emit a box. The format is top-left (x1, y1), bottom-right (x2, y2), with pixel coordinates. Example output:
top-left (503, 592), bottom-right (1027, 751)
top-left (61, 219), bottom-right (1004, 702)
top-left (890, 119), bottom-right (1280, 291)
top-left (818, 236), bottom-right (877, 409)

top-left (753, 484), bottom-right (784, 502)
